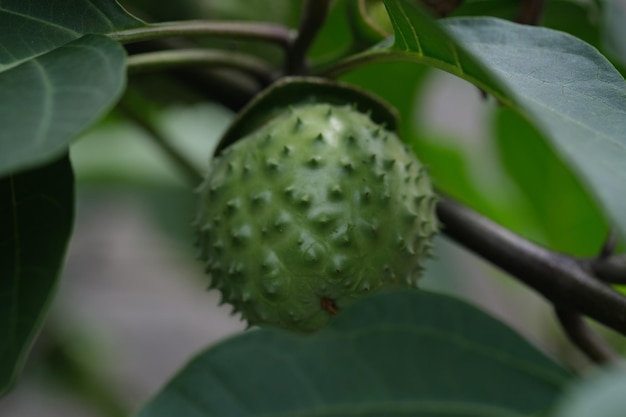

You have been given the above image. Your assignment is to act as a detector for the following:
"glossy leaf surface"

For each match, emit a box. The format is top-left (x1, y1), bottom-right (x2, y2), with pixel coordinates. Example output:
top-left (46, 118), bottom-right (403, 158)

top-left (0, 156), bottom-right (75, 396)
top-left (136, 290), bottom-right (572, 417)
top-left (0, 1), bottom-right (142, 175)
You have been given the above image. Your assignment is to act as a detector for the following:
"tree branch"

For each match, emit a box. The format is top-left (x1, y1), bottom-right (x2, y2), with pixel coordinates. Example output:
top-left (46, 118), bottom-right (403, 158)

top-left (554, 306), bottom-right (621, 365)
top-left (436, 195), bottom-right (626, 336)
top-left (109, 20), bottom-right (294, 49)
top-left (286, 0), bottom-right (333, 75)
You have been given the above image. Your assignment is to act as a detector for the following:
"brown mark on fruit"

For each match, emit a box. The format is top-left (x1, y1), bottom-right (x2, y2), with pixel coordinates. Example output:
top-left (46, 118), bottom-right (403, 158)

top-left (321, 297), bottom-right (339, 315)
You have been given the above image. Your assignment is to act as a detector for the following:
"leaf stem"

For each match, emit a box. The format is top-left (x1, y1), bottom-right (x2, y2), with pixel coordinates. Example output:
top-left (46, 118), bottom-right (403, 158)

top-left (436, 195), bottom-right (626, 336)
top-left (286, 0), bottom-right (333, 74)
top-left (127, 49), bottom-right (276, 84)
top-left (109, 20), bottom-right (295, 49)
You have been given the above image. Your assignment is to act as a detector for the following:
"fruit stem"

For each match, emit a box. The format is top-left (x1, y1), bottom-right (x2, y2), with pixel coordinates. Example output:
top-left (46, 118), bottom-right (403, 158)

top-left (126, 49), bottom-right (276, 85)
top-left (437, 195), bottom-right (626, 338)
top-left (285, 0), bottom-right (333, 75)
top-left (109, 20), bottom-right (295, 49)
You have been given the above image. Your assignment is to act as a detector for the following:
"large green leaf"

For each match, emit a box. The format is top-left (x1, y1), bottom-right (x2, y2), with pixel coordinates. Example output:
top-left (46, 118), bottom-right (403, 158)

top-left (0, 155), bottom-right (75, 396)
top-left (136, 290), bottom-right (572, 417)
top-left (345, 1), bottom-right (626, 237)
top-left (0, 0), bottom-right (143, 175)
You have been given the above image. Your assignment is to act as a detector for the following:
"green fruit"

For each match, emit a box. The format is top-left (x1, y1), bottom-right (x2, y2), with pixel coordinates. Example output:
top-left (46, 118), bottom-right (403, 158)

top-left (195, 103), bottom-right (438, 332)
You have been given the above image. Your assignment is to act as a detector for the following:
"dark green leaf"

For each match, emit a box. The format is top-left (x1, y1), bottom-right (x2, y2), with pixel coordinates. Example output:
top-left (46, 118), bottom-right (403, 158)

top-left (0, 35), bottom-right (128, 175)
top-left (372, 0), bottom-right (626, 237)
top-left (0, 0), bottom-right (143, 175)
top-left (0, 155), bottom-right (75, 396)
top-left (136, 290), bottom-right (573, 417)
top-left (0, 0), bottom-right (140, 51)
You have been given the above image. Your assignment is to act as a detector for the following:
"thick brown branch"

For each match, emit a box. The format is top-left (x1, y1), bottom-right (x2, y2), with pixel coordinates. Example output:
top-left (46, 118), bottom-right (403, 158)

top-left (436, 195), bottom-right (626, 335)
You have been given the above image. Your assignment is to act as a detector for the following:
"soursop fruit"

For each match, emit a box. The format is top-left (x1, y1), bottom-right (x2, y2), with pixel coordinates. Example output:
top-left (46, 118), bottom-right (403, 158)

top-left (195, 103), bottom-right (438, 332)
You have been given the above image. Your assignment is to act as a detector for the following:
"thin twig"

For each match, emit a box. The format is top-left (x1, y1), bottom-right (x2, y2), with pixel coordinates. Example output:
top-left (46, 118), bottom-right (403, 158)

top-left (110, 20), bottom-right (294, 49)
top-left (554, 306), bottom-right (621, 365)
top-left (126, 49), bottom-right (276, 84)
top-left (436, 195), bottom-right (626, 335)
top-left (118, 96), bottom-right (203, 185)
top-left (286, 0), bottom-right (333, 74)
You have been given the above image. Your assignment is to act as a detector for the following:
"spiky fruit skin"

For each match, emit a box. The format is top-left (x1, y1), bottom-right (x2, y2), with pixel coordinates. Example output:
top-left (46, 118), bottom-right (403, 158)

top-left (195, 103), bottom-right (438, 332)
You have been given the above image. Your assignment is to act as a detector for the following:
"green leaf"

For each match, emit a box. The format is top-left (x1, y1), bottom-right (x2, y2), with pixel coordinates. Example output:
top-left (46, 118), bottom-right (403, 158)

top-left (135, 290), bottom-right (572, 417)
top-left (495, 108), bottom-right (609, 255)
top-left (0, 155), bottom-right (75, 396)
top-left (0, 0), bottom-right (143, 175)
top-left (367, 0), bottom-right (626, 237)
top-left (552, 366), bottom-right (626, 417)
